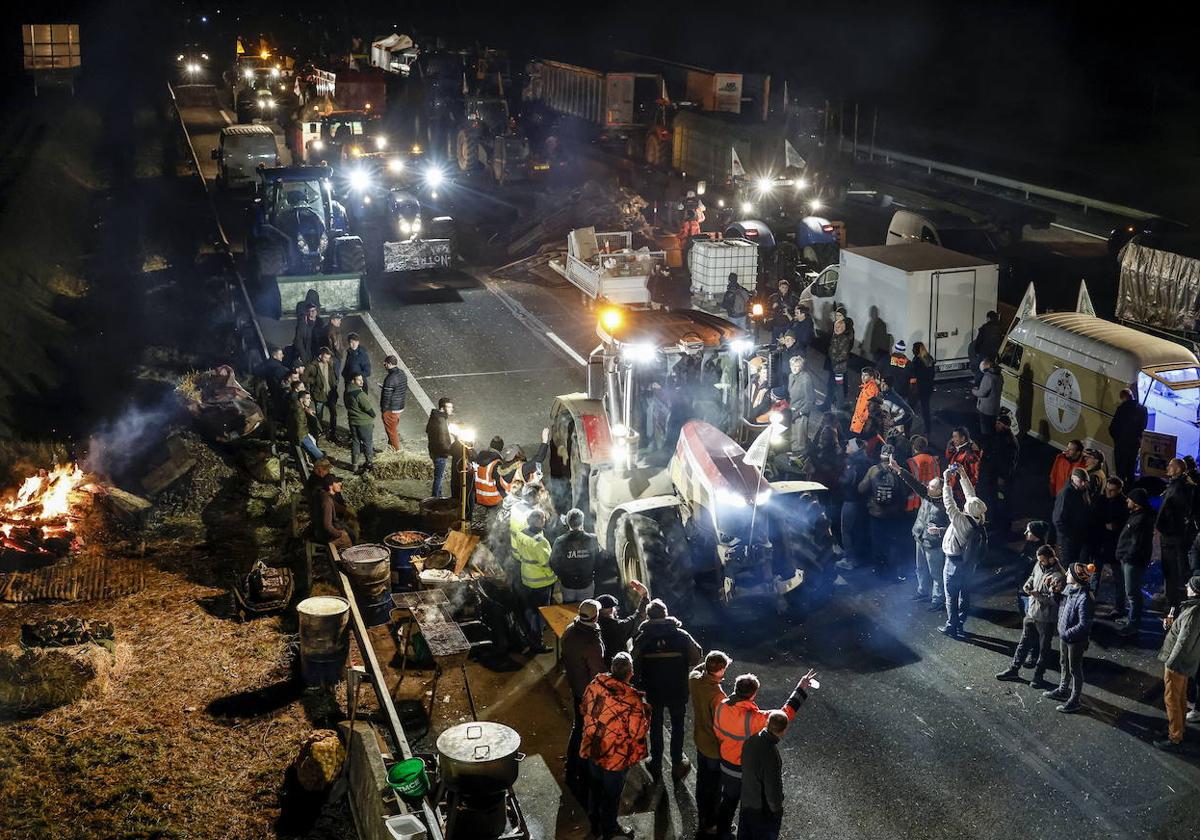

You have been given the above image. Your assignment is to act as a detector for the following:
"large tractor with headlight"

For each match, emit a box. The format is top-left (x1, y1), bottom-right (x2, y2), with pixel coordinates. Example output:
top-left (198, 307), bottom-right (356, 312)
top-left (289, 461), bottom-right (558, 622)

top-left (249, 165), bottom-right (369, 317)
top-left (545, 306), bottom-right (838, 620)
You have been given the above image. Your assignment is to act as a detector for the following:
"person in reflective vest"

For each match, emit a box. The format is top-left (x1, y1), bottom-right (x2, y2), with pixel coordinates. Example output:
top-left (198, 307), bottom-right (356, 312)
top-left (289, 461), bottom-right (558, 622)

top-left (905, 435), bottom-right (941, 513)
top-left (511, 506), bottom-right (557, 654)
top-left (712, 669), bottom-right (816, 836)
top-left (474, 437), bottom-right (505, 507)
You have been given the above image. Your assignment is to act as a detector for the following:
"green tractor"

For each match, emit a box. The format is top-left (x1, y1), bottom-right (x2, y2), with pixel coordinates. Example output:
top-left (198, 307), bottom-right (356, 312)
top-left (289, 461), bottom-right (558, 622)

top-left (454, 95), bottom-right (532, 185)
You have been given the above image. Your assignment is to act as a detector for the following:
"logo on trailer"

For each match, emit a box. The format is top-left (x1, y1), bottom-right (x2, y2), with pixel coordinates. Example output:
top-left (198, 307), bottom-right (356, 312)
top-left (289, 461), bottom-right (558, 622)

top-left (1044, 367), bottom-right (1081, 433)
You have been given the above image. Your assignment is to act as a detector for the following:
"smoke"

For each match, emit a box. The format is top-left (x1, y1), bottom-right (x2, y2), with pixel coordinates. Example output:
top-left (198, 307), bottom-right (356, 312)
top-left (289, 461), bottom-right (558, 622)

top-left (82, 395), bottom-right (181, 481)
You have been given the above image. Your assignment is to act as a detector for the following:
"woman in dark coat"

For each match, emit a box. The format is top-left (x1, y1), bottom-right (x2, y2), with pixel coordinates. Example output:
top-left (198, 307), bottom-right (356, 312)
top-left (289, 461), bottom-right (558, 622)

top-left (910, 341), bottom-right (936, 435)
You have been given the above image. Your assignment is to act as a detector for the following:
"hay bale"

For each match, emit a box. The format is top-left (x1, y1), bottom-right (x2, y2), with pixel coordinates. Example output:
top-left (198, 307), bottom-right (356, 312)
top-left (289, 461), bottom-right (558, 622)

top-left (369, 447), bottom-right (433, 482)
top-left (0, 642), bottom-right (128, 717)
top-left (294, 729), bottom-right (345, 792)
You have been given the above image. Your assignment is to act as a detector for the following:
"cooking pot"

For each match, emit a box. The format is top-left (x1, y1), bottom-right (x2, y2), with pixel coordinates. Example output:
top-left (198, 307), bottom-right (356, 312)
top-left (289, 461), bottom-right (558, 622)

top-left (435, 721), bottom-right (522, 794)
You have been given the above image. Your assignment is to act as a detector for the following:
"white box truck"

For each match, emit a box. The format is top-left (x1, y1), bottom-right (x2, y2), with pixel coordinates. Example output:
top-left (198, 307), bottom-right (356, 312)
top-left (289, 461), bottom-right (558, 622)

top-left (833, 243), bottom-right (998, 376)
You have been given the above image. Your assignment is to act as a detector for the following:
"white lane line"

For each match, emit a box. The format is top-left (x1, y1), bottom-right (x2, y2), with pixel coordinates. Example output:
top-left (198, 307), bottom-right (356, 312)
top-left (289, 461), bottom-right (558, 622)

top-left (219, 110), bottom-right (234, 125)
top-left (1049, 221), bottom-right (1107, 241)
top-left (360, 311), bottom-right (435, 414)
top-left (546, 333), bottom-right (587, 367)
top-left (476, 271), bottom-right (589, 368)
top-left (417, 367), bottom-right (572, 380)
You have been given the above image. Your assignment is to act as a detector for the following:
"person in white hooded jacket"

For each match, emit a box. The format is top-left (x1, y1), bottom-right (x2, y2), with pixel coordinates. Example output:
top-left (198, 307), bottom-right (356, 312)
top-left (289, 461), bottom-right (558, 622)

top-left (940, 465), bottom-right (988, 638)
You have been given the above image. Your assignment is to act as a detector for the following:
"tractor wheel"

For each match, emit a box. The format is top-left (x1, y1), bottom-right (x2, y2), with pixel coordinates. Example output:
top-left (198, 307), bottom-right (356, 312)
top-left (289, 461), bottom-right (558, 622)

top-left (645, 133), bottom-right (667, 168)
top-left (779, 518), bottom-right (837, 617)
top-left (338, 237), bottom-right (366, 274)
top-left (614, 511), bottom-right (694, 620)
top-left (456, 129), bottom-right (480, 172)
top-left (254, 237), bottom-right (285, 279)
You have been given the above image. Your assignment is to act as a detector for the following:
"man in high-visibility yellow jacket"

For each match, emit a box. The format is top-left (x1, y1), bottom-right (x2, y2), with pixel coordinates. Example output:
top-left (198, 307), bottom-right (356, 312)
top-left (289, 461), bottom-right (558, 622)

top-left (512, 506), bottom-right (557, 654)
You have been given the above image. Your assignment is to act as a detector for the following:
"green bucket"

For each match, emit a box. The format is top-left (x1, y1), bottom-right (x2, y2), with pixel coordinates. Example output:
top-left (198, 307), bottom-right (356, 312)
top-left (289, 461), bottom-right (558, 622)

top-left (387, 757), bottom-right (430, 801)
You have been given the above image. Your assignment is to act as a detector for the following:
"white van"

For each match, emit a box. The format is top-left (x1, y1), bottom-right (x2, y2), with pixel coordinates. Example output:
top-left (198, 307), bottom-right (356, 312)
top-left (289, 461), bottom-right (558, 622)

top-left (998, 309), bottom-right (1200, 470)
top-left (212, 124), bottom-right (279, 190)
top-left (886, 209), bottom-right (1001, 258)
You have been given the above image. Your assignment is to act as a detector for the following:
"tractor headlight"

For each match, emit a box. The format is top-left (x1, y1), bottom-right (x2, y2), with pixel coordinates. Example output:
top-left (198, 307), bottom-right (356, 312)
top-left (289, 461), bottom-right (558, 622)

top-left (795, 178), bottom-right (808, 191)
top-left (424, 165), bottom-right (444, 188)
top-left (717, 488), bottom-right (748, 509)
top-left (809, 199), bottom-right (822, 211)
top-left (348, 169), bottom-right (371, 192)
top-left (399, 219), bottom-right (412, 234)
top-left (741, 201), bottom-right (753, 215)
top-left (349, 145), bottom-right (362, 157)
top-left (731, 338), bottom-right (753, 355)
top-left (756, 177), bottom-right (774, 194)
top-left (387, 157), bottom-right (404, 174)
top-left (374, 136), bottom-right (388, 150)
top-left (271, 67), bottom-right (280, 78)
top-left (311, 140), bottom-right (325, 152)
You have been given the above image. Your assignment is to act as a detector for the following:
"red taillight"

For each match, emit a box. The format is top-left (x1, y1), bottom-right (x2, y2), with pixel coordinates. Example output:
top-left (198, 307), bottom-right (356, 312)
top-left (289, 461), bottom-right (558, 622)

top-left (822, 225), bottom-right (834, 233)
top-left (745, 230), bottom-right (758, 237)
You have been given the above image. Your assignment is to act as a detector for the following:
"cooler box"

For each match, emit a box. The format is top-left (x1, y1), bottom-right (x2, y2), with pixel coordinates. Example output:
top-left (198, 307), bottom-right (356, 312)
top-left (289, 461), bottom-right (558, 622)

top-left (689, 238), bottom-right (758, 297)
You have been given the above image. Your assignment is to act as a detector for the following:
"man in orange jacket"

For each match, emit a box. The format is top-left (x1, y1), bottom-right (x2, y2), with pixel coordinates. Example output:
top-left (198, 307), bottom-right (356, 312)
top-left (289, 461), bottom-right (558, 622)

top-left (1049, 439), bottom-right (1084, 498)
top-left (712, 668), bottom-right (817, 836)
top-left (850, 368), bottom-right (881, 435)
top-left (580, 652), bottom-right (651, 839)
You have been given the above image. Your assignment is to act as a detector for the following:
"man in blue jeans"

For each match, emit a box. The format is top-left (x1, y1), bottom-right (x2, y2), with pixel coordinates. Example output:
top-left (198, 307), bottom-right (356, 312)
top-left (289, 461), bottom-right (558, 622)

top-left (425, 397), bottom-right (454, 497)
top-left (939, 465), bottom-right (988, 638)
top-left (632, 599), bottom-right (702, 781)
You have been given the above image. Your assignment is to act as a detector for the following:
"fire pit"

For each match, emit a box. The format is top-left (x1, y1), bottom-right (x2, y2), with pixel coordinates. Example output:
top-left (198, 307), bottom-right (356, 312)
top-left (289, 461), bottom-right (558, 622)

top-left (1, 464), bottom-right (87, 563)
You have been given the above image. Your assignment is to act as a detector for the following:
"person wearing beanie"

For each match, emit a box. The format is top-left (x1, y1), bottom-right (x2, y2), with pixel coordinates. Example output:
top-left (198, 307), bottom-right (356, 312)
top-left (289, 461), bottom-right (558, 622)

top-left (597, 582), bottom-right (649, 667)
top-left (939, 463), bottom-right (988, 638)
top-left (1155, 576), bottom-right (1200, 751)
top-left (632, 599), bottom-right (703, 781)
top-left (858, 443), bottom-right (911, 582)
top-left (561, 599), bottom-right (606, 794)
top-left (997, 545), bottom-right (1066, 687)
top-left (1052, 467), bottom-right (1093, 567)
top-left (1045, 562), bottom-right (1097, 713)
top-left (885, 340), bottom-right (911, 399)
top-left (689, 650), bottom-right (732, 834)
top-left (1117, 487), bottom-right (1157, 637)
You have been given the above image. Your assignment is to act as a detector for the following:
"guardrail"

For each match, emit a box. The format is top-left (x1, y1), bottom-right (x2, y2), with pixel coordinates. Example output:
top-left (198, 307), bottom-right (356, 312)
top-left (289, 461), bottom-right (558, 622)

top-left (840, 136), bottom-right (1158, 222)
top-left (166, 82), bottom-right (270, 367)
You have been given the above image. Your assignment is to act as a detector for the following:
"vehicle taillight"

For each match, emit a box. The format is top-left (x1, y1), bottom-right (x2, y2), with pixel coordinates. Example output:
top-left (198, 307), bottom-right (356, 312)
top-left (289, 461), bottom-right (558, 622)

top-left (822, 225), bottom-right (835, 233)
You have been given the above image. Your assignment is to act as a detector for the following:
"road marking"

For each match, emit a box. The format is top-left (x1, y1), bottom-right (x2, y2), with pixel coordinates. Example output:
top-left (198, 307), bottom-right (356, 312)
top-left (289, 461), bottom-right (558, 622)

top-left (417, 367), bottom-right (572, 380)
top-left (1049, 221), bottom-right (1107, 241)
top-left (546, 332), bottom-right (587, 367)
top-left (219, 110), bottom-right (233, 125)
top-left (360, 311), bottom-right (435, 414)
top-left (476, 271), bottom-right (590, 368)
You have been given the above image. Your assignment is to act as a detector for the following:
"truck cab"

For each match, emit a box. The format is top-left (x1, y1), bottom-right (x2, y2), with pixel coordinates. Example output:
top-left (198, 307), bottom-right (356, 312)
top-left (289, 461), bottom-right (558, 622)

top-left (212, 124), bottom-right (279, 190)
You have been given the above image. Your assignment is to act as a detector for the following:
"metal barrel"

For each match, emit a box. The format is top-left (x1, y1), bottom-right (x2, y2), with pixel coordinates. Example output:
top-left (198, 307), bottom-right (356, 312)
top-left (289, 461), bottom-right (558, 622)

top-left (297, 596), bottom-right (349, 685)
top-left (384, 531), bottom-right (429, 592)
top-left (419, 497), bottom-right (458, 534)
top-left (340, 544), bottom-right (393, 628)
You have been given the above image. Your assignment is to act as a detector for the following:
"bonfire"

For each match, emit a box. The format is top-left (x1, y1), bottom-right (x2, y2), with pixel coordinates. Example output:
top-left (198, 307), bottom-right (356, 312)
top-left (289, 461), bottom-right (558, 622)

top-left (1, 464), bottom-right (87, 559)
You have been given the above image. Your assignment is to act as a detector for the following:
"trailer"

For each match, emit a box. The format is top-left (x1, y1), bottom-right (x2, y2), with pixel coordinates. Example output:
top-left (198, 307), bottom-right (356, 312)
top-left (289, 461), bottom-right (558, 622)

top-left (548, 228), bottom-right (667, 306)
top-left (829, 243), bottom-right (999, 375)
top-left (526, 60), bottom-right (662, 132)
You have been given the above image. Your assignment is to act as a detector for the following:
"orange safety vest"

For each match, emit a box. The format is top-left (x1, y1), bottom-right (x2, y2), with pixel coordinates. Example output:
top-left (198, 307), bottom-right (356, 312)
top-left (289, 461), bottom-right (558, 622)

top-left (474, 460), bottom-right (502, 506)
top-left (906, 452), bottom-right (941, 511)
top-left (713, 697), bottom-right (796, 768)
top-left (850, 379), bottom-right (880, 434)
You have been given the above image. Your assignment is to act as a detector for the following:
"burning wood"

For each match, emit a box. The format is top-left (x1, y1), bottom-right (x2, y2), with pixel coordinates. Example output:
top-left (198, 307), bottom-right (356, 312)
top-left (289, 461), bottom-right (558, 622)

top-left (1, 464), bottom-right (87, 560)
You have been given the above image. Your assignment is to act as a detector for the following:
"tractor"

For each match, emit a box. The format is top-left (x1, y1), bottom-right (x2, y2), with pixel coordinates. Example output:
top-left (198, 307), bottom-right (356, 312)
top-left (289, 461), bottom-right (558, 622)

top-left (455, 95), bottom-right (533, 185)
top-left (249, 165), bottom-right (369, 318)
top-left (545, 307), bottom-right (838, 620)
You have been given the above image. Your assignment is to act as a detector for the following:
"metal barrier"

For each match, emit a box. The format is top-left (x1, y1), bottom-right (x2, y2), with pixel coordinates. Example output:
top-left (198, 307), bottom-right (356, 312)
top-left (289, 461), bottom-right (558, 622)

top-left (166, 82), bottom-right (270, 368)
top-left (840, 136), bottom-right (1157, 221)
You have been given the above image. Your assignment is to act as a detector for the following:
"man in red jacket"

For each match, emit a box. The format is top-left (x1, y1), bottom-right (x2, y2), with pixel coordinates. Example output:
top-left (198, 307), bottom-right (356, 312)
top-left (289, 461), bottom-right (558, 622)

top-left (712, 668), bottom-right (817, 836)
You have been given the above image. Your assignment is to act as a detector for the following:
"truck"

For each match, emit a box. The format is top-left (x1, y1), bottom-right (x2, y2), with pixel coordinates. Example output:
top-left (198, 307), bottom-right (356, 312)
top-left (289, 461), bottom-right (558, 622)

top-left (523, 60), bottom-right (663, 153)
top-left (549, 228), bottom-right (668, 306)
top-left (211, 124), bottom-right (279, 190)
top-left (545, 307), bottom-right (838, 619)
top-left (1115, 234), bottom-right (1200, 345)
top-left (819, 243), bottom-right (999, 375)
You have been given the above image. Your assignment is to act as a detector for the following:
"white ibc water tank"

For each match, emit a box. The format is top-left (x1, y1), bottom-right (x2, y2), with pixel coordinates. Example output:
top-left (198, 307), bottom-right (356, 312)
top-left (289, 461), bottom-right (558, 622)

top-left (688, 238), bottom-right (758, 298)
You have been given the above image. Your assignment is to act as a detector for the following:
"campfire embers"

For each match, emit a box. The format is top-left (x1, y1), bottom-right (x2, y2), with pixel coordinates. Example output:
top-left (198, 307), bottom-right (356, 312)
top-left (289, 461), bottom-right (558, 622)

top-left (1, 464), bottom-right (87, 560)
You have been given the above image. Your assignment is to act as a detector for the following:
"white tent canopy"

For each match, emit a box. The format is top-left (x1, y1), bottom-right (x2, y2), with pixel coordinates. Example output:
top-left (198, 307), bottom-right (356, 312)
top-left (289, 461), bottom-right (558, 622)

top-left (370, 33), bottom-right (415, 73)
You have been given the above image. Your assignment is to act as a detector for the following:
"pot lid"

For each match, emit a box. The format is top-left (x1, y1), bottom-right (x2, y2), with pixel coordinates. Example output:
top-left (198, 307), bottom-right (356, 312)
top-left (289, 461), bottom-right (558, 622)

top-left (437, 722), bottom-right (521, 763)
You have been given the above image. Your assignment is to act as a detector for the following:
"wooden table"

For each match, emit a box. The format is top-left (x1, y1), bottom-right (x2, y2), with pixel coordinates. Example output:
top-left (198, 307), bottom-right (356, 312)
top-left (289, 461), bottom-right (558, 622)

top-left (539, 602), bottom-right (582, 663)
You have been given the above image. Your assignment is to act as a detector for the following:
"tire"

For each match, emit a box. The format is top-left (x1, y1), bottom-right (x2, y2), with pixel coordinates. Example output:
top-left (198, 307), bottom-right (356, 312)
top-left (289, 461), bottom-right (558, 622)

top-left (254, 237), bottom-right (285, 279)
top-left (614, 511), bottom-right (694, 620)
top-left (337, 237), bottom-right (366, 274)
top-left (456, 129), bottom-right (480, 172)
top-left (778, 514), bottom-right (836, 617)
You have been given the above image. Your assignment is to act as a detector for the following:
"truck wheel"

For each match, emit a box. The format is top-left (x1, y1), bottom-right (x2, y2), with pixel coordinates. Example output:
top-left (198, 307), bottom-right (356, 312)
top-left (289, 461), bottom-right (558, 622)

top-left (254, 237), bottom-right (285, 278)
top-left (614, 511), bottom-right (694, 620)
top-left (456, 129), bottom-right (480, 172)
top-left (338, 238), bottom-right (366, 274)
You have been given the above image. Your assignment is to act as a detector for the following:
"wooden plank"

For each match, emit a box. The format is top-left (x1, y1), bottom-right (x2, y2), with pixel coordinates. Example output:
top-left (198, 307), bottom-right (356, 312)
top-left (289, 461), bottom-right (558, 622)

top-left (539, 602), bottom-right (581, 641)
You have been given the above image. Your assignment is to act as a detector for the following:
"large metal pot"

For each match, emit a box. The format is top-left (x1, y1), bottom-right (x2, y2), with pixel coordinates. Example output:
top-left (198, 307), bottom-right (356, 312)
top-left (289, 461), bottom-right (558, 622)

top-left (435, 722), bottom-right (522, 794)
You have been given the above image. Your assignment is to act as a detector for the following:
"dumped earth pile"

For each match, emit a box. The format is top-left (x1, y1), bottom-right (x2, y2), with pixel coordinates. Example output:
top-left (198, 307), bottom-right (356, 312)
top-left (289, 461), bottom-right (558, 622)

top-left (151, 430), bottom-right (238, 517)
top-left (506, 179), bottom-right (653, 257)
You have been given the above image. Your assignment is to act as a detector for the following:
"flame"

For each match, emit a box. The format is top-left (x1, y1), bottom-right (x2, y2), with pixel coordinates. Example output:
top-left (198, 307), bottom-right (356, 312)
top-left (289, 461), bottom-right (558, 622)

top-left (1, 464), bottom-right (86, 552)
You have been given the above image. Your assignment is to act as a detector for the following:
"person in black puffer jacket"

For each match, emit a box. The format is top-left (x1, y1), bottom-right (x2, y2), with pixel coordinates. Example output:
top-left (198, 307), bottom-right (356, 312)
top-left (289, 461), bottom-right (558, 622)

top-left (1052, 468), bottom-right (1092, 567)
top-left (560, 599), bottom-right (605, 795)
top-left (550, 508), bottom-right (602, 601)
top-left (632, 599), bottom-right (703, 781)
top-left (1156, 458), bottom-right (1195, 610)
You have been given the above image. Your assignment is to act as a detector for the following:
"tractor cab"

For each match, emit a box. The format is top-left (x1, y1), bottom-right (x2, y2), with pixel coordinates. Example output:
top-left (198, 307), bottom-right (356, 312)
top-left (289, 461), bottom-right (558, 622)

top-left (308, 111), bottom-right (386, 166)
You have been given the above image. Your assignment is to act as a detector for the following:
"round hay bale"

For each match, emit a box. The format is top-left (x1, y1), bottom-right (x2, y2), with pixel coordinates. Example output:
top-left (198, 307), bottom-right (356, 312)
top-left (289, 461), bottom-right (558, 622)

top-left (294, 729), bottom-right (345, 792)
top-left (0, 642), bottom-right (127, 717)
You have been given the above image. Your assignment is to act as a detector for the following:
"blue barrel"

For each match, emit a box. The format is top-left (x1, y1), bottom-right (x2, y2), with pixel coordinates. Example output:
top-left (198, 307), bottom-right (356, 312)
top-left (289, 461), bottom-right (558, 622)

top-left (385, 531), bottom-right (428, 592)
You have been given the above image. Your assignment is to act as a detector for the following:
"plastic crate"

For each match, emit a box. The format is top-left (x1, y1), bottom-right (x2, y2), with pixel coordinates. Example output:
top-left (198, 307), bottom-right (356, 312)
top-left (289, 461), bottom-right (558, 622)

top-left (689, 238), bottom-right (758, 298)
